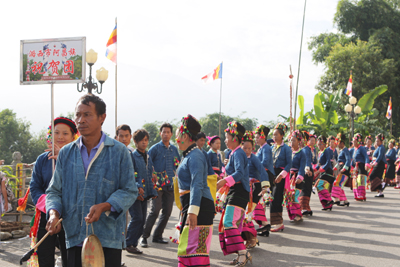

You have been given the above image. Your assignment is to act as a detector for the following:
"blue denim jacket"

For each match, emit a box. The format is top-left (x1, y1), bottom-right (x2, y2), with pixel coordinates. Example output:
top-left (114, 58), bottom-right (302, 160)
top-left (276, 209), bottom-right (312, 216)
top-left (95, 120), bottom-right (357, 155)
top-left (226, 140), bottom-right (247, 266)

top-left (177, 148), bottom-right (213, 215)
top-left (131, 150), bottom-right (158, 199)
top-left (148, 141), bottom-right (181, 191)
top-left (46, 135), bottom-right (138, 250)
top-left (30, 152), bottom-right (53, 205)
top-left (256, 143), bottom-right (275, 175)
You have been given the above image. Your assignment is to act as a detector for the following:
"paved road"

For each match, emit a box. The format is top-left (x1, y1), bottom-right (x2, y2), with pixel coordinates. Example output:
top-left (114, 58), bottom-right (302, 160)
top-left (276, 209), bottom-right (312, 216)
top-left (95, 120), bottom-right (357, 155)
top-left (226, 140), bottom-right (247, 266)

top-left (1, 188), bottom-right (399, 267)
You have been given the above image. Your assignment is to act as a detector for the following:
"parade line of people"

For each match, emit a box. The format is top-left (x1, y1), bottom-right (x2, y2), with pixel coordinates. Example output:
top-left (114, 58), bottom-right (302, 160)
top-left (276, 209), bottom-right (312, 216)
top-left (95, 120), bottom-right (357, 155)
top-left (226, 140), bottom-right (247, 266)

top-left (12, 94), bottom-right (400, 267)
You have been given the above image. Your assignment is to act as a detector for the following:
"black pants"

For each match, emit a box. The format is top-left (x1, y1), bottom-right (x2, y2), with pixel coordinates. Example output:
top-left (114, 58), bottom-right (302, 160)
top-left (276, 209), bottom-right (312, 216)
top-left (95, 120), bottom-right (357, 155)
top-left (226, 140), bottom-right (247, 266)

top-left (36, 212), bottom-right (67, 267)
top-left (67, 246), bottom-right (122, 267)
top-left (300, 170), bottom-right (313, 198)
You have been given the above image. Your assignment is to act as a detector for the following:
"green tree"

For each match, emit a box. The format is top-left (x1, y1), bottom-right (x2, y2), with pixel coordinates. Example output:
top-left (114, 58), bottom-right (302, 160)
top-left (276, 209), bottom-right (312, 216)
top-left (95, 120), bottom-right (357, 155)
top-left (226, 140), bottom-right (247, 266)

top-left (199, 112), bottom-right (258, 151)
top-left (0, 109), bottom-right (47, 164)
top-left (308, 0), bottom-right (400, 135)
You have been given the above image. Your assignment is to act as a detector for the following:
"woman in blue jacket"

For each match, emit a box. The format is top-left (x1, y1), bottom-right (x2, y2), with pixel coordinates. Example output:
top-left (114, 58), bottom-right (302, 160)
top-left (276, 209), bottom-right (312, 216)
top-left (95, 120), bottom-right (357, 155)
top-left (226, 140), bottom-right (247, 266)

top-left (30, 117), bottom-right (79, 267)
top-left (369, 134), bottom-right (387, 197)
top-left (299, 132), bottom-right (316, 216)
top-left (383, 139), bottom-right (397, 196)
top-left (332, 133), bottom-right (352, 207)
top-left (240, 131), bottom-right (270, 248)
top-left (270, 123), bottom-right (292, 232)
top-left (286, 130), bottom-right (306, 222)
top-left (217, 121), bottom-right (252, 266)
top-left (314, 136), bottom-right (334, 211)
top-left (352, 133), bottom-right (370, 201)
top-left (175, 115), bottom-right (215, 267)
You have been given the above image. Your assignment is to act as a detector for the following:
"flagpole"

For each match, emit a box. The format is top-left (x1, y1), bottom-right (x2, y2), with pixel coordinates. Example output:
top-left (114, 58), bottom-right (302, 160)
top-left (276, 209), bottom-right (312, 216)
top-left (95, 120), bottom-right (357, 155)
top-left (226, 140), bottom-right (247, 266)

top-left (219, 65), bottom-right (223, 138)
top-left (293, 0), bottom-right (307, 130)
top-left (115, 17), bottom-right (118, 130)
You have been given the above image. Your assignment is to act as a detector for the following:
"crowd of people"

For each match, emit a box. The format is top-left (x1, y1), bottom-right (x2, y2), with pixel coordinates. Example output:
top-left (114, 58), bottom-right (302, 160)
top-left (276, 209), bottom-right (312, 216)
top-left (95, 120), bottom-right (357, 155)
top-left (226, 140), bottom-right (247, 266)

top-left (2, 93), bottom-right (399, 267)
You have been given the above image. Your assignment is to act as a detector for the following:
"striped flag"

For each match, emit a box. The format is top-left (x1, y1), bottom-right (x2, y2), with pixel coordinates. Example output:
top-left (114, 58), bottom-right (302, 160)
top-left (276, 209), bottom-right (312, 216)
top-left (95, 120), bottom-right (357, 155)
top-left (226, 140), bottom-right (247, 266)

top-left (201, 63), bottom-right (223, 83)
top-left (386, 97), bottom-right (392, 119)
top-left (106, 25), bottom-right (117, 64)
top-left (344, 73), bottom-right (352, 96)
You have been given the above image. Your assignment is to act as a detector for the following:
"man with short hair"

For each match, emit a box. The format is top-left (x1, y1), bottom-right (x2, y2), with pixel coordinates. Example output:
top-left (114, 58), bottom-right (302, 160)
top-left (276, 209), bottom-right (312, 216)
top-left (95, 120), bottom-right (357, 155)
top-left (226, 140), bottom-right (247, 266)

top-left (46, 94), bottom-right (138, 267)
top-left (140, 123), bottom-right (180, 246)
top-left (116, 124), bottom-right (134, 151)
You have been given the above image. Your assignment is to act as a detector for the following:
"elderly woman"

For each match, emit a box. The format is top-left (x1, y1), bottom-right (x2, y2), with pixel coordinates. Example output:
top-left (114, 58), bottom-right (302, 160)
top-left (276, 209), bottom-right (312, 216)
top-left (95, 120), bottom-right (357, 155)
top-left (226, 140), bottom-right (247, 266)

top-left (175, 115), bottom-right (215, 267)
top-left (30, 117), bottom-right (79, 267)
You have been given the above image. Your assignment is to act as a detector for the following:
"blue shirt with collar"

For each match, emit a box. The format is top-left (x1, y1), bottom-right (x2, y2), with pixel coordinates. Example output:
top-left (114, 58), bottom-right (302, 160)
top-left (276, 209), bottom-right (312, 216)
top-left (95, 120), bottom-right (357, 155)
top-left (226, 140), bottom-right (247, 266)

top-left (338, 147), bottom-right (352, 169)
top-left (148, 141), bottom-right (181, 191)
top-left (80, 132), bottom-right (106, 174)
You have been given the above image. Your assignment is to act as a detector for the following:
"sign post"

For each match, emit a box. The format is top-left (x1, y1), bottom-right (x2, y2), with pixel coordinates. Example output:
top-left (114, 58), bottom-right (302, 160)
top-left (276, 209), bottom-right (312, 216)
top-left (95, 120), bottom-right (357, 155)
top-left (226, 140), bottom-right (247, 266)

top-left (20, 37), bottom-right (86, 173)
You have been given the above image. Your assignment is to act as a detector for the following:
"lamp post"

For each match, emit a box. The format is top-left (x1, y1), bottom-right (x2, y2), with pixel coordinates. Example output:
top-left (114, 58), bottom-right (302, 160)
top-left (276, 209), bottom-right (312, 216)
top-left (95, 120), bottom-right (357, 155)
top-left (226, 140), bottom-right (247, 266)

top-left (345, 96), bottom-right (362, 142)
top-left (77, 49), bottom-right (108, 94)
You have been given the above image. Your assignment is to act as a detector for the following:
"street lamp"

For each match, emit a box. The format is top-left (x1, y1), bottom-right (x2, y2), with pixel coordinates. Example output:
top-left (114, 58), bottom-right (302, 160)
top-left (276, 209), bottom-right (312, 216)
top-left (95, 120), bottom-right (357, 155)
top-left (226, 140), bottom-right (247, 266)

top-left (345, 97), bottom-right (361, 142)
top-left (77, 49), bottom-right (108, 94)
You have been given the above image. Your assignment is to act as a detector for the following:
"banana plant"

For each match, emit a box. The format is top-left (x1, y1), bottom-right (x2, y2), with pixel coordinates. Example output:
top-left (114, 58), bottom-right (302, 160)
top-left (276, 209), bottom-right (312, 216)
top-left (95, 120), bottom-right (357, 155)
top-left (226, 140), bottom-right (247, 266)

top-left (296, 85), bottom-right (388, 138)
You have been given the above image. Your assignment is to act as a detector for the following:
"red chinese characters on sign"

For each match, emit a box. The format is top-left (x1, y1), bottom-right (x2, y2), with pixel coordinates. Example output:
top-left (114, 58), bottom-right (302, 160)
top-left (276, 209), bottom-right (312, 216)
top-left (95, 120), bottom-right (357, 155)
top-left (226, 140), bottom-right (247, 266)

top-left (53, 49), bottom-right (60, 56)
top-left (45, 49), bottom-right (51, 56)
top-left (63, 60), bottom-right (74, 74)
top-left (28, 50), bottom-right (36, 57)
top-left (48, 60), bottom-right (60, 74)
top-left (62, 48), bottom-right (67, 57)
top-left (31, 62), bottom-right (45, 75)
top-left (37, 50), bottom-right (43, 57)
top-left (69, 48), bottom-right (76, 56)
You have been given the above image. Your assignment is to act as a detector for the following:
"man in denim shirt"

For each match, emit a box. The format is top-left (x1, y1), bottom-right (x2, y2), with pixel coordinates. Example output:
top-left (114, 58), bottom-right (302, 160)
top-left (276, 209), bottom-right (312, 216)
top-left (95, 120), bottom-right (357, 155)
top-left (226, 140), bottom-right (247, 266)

top-left (141, 123), bottom-right (180, 246)
top-left (46, 94), bottom-right (138, 267)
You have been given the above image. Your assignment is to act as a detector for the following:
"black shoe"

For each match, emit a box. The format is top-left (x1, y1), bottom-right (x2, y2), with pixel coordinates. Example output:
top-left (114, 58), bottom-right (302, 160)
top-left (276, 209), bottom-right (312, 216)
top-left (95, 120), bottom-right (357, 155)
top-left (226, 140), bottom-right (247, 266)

top-left (257, 231), bottom-right (269, 237)
top-left (152, 237), bottom-right (169, 244)
top-left (333, 201), bottom-right (340, 206)
top-left (139, 237), bottom-right (148, 248)
top-left (126, 246), bottom-right (143, 254)
top-left (339, 202), bottom-right (350, 207)
top-left (302, 210), bottom-right (313, 216)
top-left (375, 194), bottom-right (384, 197)
top-left (256, 224), bottom-right (271, 233)
top-left (322, 207), bottom-right (332, 211)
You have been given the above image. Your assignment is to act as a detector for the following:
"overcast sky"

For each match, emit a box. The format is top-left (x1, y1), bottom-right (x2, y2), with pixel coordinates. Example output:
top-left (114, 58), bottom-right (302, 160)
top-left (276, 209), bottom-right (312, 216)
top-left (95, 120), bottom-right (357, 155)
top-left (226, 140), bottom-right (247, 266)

top-left (1, 0), bottom-right (339, 136)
